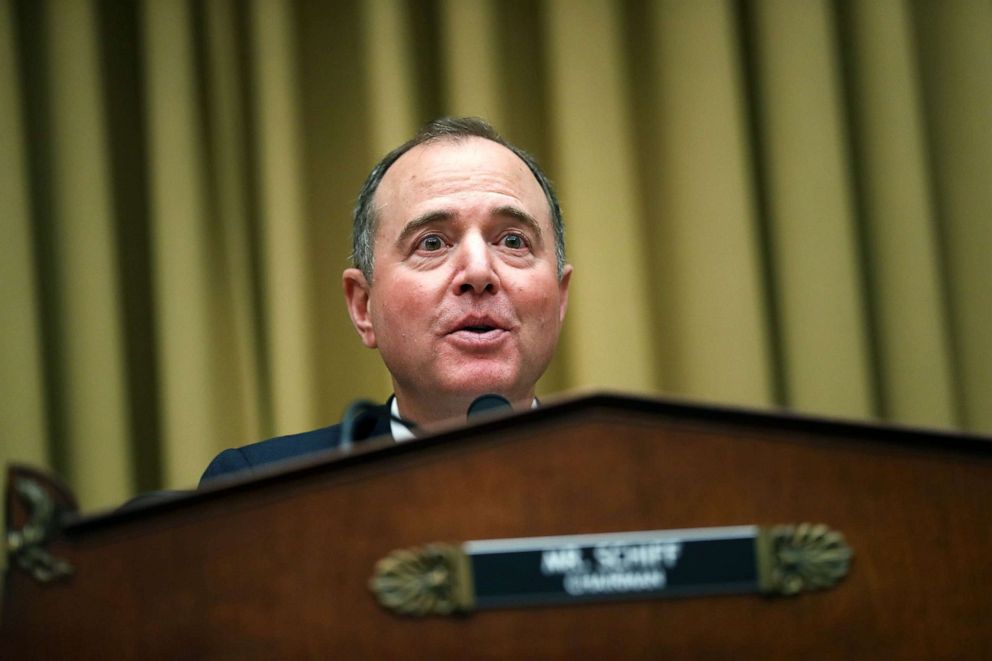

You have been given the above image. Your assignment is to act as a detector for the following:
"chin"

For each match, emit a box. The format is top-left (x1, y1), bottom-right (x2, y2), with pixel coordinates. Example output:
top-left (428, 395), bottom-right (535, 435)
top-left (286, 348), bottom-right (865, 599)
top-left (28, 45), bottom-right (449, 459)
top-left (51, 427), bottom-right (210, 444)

top-left (439, 366), bottom-right (522, 399)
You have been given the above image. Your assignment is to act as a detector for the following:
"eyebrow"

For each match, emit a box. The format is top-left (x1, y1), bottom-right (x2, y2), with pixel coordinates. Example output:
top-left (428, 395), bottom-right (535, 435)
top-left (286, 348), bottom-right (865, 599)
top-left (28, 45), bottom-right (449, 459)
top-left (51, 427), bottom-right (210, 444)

top-left (396, 206), bottom-right (545, 246)
top-left (396, 210), bottom-right (453, 246)
top-left (493, 206), bottom-right (543, 240)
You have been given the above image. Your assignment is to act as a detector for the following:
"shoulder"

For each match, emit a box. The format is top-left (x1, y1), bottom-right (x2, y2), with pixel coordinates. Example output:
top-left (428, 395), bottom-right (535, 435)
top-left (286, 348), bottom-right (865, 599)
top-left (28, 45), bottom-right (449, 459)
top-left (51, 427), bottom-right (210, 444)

top-left (199, 424), bottom-right (343, 486)
top-left (198, 401), bottom-right (394, 486)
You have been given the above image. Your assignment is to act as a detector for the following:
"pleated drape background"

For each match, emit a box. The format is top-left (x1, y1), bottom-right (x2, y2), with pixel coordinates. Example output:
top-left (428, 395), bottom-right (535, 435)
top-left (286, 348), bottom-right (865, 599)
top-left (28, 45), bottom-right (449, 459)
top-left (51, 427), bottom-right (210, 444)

top-left (2, 0), bottom-right (990, 521)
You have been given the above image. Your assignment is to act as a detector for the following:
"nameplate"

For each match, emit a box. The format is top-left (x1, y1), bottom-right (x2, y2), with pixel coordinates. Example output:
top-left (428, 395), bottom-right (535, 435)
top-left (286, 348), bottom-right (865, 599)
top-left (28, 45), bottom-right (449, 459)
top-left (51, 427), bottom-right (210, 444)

top-left (369, 523), bottom-right (852, 616)
top-left (467, 527), bottom-right (757, 607)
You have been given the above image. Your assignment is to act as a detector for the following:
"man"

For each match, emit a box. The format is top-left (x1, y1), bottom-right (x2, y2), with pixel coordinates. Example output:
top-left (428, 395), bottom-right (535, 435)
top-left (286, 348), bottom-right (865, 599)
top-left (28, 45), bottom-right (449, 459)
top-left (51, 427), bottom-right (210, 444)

top-left (200, 117), bottom-right (572, 484)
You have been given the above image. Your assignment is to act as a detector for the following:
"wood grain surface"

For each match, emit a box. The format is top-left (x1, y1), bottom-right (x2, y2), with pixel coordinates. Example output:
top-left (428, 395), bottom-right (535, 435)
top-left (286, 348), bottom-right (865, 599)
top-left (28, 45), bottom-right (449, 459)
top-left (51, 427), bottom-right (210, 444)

top-left (3, 394), bottom-right (990, 659)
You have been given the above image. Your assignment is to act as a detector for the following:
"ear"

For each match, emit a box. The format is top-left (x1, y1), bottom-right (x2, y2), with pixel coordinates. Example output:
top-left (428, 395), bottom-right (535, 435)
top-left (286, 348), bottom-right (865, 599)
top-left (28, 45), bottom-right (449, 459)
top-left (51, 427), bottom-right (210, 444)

top-left (557, 264), bottom-right (573, 323)
top-left (342, 268), bottom-right (377, 348)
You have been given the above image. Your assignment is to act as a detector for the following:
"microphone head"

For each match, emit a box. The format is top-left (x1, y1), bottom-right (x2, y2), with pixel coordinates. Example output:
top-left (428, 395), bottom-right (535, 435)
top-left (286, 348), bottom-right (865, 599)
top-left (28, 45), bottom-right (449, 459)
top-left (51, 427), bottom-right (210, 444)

top-left (467, 394), bottom-right (513, 419)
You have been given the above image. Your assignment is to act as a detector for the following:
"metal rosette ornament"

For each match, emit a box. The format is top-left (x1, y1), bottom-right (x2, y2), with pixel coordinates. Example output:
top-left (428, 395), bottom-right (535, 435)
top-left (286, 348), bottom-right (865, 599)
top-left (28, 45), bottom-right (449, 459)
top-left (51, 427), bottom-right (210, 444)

top-left (756, 523), bottom-right (854, 596)
top-left (369, 543), bottom-right (475, 616)
top-left (6, 477), bottom-right (74, 583)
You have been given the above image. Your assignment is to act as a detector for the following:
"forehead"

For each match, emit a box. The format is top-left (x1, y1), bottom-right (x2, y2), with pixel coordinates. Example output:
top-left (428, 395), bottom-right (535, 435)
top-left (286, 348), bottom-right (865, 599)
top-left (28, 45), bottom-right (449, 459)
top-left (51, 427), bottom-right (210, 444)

top-left (374, 137), bottom-right (551, 234)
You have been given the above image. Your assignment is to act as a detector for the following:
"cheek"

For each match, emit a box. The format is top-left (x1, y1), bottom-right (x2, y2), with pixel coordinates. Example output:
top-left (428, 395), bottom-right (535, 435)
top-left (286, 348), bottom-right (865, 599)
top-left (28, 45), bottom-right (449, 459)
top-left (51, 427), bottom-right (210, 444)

top-left (395, 281), bottom-right (432, 315)
top-left (515, 287), bottom-right (558, 331)
top-left (372, 279), bottom-right (438, 330)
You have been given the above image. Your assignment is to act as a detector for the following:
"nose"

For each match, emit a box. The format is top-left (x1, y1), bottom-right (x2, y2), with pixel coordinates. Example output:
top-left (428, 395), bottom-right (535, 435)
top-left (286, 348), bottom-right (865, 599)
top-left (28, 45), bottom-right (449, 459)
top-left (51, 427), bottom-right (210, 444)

top-left (452, 232), bottom-right (499, 295)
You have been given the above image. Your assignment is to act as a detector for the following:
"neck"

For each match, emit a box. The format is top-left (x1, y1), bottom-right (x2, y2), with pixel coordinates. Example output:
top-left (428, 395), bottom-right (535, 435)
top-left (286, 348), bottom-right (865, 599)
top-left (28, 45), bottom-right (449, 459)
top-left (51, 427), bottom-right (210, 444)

top-left (392, 387), bottom-right (533, 428)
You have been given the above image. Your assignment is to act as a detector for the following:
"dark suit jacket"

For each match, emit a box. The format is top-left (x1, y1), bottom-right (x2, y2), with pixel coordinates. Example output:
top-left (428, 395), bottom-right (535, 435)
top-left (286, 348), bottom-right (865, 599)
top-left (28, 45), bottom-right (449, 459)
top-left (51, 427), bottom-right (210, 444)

top-left (199, 402), bottom-right (393, 486)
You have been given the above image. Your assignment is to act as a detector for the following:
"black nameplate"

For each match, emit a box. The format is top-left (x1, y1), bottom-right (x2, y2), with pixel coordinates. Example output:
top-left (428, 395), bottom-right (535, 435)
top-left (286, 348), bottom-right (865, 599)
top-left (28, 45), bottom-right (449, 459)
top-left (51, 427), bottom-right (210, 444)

top-left (465, 526), bottom-right (759, 608)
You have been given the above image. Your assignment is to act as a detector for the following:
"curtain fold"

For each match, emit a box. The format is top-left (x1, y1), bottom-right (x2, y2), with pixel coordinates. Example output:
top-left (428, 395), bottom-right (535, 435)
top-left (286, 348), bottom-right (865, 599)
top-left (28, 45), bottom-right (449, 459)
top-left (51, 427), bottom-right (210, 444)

top-left (748, 0), bottom-right (875, 417)
top-left (46, 0), bottom-right (133, 505)
top-left (913, 0), bottom-right (992, 431)
top-left (2, 0), bottom-right (990, 515)
top-left (251, 0), bottom-right (319, 436)
top-left (840, 0), bottom-right (956, 427)
top-left (440, 0), bottom-right (501, 123)
top-left (201, 0), bottom-right (266, 447)
top-left (144, 0), bottom-right (228, 485)
top-left (633, 0), bottom-right (773, 405)
top-left (1, 0), bottom-right (49, 475)
top-left (545, 0), bottom-right (658, 390)
top-left (361, 0), bottom-right (419, 154)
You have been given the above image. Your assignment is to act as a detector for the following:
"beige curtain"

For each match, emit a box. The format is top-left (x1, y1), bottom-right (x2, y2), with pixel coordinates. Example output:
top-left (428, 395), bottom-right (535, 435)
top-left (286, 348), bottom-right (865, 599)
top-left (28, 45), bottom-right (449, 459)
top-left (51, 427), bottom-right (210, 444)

top-left (2, 0), bottom-right (990, 516)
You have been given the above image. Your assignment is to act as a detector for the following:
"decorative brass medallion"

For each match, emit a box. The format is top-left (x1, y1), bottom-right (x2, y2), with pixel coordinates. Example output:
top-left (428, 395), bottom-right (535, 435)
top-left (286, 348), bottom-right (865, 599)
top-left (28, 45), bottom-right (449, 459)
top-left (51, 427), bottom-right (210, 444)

top-left (5, 477), bottom-right (74, 583)
top-left (756, 523), bottom-right (853, 596)
top-left (369, 543), bottom-right (474, 616)
top-left (370, 523), bottom-right (853, 616)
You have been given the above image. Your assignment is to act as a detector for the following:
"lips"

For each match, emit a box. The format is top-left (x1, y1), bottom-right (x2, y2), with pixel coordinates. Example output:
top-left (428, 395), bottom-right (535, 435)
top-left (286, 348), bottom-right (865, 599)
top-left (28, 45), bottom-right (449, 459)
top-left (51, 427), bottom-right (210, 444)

top-left (444, 314), bottom-right (512, 348)
top-left (446, 314), bottom-right (509, 335)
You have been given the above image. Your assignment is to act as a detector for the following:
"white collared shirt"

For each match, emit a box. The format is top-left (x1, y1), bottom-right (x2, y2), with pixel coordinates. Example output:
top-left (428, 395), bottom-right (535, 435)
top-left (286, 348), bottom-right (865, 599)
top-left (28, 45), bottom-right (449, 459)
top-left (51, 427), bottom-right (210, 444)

top-left (390, 397), bottom-right (417, 443)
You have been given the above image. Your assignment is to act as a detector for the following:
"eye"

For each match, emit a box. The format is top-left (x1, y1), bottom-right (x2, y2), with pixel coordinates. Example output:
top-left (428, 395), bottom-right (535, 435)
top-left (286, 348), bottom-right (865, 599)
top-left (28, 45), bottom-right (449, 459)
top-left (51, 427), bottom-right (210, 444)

top-left (418, 234), bottom-right (445, 252)
top-left (501, 233), bottom-right (528, 250)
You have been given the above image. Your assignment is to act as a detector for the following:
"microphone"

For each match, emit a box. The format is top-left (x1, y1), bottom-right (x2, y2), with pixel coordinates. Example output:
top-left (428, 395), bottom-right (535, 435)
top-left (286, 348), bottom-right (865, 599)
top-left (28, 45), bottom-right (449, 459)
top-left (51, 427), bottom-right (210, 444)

top-left (467, 394), bottom-right (512, 420)
top-left (339, 399), bottom-right (381, 449)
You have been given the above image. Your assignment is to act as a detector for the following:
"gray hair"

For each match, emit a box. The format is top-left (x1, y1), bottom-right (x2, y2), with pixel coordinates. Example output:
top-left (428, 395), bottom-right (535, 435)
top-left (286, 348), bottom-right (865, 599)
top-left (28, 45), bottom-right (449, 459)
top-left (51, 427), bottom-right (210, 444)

top-left (352, 117), bottom-right (566, 281)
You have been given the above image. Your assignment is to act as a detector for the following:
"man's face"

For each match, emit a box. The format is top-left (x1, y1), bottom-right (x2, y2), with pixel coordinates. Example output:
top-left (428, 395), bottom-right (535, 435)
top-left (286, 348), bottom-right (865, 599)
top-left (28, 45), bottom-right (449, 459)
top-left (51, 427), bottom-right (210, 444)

top-left (343, 137), bottom-right (571, 423)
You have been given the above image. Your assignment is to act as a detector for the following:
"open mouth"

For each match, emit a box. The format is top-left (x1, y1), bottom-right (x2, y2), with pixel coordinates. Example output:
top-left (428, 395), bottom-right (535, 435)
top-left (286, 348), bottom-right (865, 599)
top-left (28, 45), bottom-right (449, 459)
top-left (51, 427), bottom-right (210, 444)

top-left (446, 317), bottom-right (509, 344)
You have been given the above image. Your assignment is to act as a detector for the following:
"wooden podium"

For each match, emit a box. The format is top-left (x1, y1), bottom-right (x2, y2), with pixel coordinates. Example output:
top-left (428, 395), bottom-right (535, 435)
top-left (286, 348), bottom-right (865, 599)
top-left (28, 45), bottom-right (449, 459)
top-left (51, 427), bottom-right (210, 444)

top-left (3, 392), bottom-right (991, 658)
